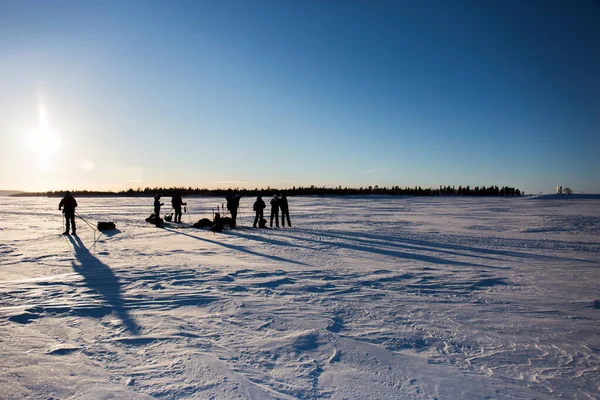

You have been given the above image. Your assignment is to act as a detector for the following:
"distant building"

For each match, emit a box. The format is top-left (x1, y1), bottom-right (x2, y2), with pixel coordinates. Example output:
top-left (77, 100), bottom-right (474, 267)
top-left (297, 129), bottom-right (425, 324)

top-left (556, 185), bottom-right (563, 195)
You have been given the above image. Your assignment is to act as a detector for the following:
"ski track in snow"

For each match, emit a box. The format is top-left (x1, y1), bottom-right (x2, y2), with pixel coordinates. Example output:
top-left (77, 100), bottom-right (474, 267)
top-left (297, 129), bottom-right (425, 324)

top-left (0, 195), bottom-right (599, 399)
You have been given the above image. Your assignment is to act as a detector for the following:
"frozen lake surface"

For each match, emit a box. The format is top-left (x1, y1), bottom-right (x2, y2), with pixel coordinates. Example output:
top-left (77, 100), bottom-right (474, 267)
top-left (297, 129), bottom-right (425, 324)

top-left (0, 195), bottom-right (599, 399)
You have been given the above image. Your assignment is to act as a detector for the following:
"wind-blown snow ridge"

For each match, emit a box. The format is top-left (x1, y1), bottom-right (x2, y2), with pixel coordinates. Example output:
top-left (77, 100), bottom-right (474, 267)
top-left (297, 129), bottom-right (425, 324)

top-left (0, 196), bottom-right (598, 399)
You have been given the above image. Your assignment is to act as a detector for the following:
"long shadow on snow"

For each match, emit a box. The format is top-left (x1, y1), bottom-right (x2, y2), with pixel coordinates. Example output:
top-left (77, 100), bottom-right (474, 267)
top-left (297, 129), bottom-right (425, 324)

top-left (163, 228), bottom-right (308, 266)
top-left (292, 228), bottom-right (595, 265)
top-left (268, 229), bottom-right (507, 264)
top-left (68, 235), bottom-right (140, 335)
top-left (226, 230), bottom-right (320, 251)
top-left (268, 231), bottom-right (488, 269)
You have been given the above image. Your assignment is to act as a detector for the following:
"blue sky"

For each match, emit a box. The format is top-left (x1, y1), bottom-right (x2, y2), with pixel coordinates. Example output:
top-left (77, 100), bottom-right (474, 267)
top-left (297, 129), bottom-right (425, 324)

top-left (0, 0), bottom-right (598, 194)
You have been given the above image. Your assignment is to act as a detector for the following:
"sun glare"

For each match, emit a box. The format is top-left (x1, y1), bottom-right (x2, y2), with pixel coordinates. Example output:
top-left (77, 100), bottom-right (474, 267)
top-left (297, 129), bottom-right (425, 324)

top-left (26, 101), bottom-right (62, 167)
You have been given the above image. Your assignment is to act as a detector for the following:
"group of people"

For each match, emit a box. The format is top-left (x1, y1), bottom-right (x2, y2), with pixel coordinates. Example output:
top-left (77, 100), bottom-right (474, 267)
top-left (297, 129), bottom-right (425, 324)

top-left (222, 191), bottom-right (292, 229)
top-left (223, 191), bottom-right (292, 229)
top-left (155, 191), bottom-right (292, 230)
top-left (252, 194), bottom-right (291, 228)
top-left (58, 191), bottom-right (292, 234)
top-left (153, 193), bottom-right (188, 225)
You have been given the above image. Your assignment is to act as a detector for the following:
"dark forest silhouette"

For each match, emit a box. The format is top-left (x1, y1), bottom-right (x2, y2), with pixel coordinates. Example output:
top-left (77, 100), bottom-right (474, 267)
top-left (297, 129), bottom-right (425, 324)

top-left (11, 184), bottom-right (522, 197)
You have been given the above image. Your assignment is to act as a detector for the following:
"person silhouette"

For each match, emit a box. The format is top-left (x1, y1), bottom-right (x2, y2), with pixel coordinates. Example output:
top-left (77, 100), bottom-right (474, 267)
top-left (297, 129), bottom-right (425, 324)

top-left (211, 213), bottom-right (224, 232)
top-left (154, 195), bottom-right (164, 226)
top-left (279, 194), bottom-right (291, 227)
top-left (252, 196), bottom-right (266, 228)
top-left (58, 191), bottom-right (78, 235)
top-left (269, 194), bottom-right (280, 228)
top-left (171, 193), bottom-right (187, 223)
top-left (225, 190), bottom-right (241, 227)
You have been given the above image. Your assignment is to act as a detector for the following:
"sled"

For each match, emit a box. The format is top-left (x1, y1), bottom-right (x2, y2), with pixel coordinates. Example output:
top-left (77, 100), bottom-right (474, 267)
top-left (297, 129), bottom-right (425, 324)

top-left (97, 221), bottom-right (117, 231)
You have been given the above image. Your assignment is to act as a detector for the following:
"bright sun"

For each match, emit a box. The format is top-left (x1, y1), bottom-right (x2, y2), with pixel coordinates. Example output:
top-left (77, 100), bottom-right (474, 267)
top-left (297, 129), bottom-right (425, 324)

top-left (26, 102), bottom-right (62, 167)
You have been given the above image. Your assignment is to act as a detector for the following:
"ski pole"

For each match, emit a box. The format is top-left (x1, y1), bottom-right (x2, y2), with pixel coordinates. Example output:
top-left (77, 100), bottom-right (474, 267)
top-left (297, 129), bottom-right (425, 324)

top-left (185, 205), bottom-right (192, 224)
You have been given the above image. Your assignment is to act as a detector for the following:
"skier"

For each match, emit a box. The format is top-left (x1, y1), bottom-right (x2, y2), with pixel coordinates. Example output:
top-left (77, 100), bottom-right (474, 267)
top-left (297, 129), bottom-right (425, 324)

top-left (225, 190), bottom-right (241, 227)
top-left (171, 193), bottom-right (187, 223)
top-left (252, 196), bottom-right (266, 228)
top-left (279, 194), bottom-right (291, 227)
top-left (269, 194), bottom-right (280, 228)
top-left (154, 195), bottom-right (164, 226)
top-left (58, 191), bottom-right (78, 235)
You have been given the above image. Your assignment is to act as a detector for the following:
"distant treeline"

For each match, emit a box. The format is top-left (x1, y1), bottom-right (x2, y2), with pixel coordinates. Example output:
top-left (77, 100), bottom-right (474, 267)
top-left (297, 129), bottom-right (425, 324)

top-left (11, 185), bottom-right (522, 197)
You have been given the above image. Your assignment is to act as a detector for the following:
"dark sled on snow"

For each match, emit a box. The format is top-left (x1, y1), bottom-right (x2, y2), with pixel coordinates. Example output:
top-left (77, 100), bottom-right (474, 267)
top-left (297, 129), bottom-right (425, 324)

top-left (145, 214), bottom-right (164, 226)
top-left (221, 217), bottom-right (235, 228)
top-left (97, 221), bottom-right (117, 231)
top-left (193, 218), bottom-right (213, 228)
top-left (193, 216), bottom-right (236, 230)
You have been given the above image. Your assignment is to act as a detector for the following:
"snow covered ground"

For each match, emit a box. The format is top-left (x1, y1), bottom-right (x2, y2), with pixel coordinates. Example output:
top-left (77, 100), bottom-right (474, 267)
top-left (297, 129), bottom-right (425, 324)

top-left (0, 195), bottom-right (598, 399)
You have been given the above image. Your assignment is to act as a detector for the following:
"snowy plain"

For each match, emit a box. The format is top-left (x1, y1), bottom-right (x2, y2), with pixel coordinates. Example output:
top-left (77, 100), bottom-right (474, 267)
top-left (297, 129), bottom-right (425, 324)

top-left (0, 195), bottom-right (598, 399)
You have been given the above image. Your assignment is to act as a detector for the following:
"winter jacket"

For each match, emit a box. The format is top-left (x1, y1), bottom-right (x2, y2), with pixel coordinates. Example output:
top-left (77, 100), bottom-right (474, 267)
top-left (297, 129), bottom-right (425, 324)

top-left (226, 194), bottom-right (241, 211)
top-left (279, 195), bottom-right (289, 213)
top-left (270, 195), bottom-right (280, 212)
top-left (253, 198), bottom-right (266, 212)
top-left (59, 194), bottom-right (78, 214)
top-left (171, 195), bottom-right (186, 208)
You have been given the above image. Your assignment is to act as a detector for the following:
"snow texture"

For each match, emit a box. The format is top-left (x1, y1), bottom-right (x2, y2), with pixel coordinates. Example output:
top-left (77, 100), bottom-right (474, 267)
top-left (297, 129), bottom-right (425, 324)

top-left (0, 195), bottom-right (599, 399)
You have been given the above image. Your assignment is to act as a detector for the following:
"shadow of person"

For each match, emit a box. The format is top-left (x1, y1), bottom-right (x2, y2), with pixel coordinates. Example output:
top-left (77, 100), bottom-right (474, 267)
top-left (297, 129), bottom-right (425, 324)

top-left (163, 228), bottom-right (308, 266)
top-left (69, 235), bottom-right (140, 335)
